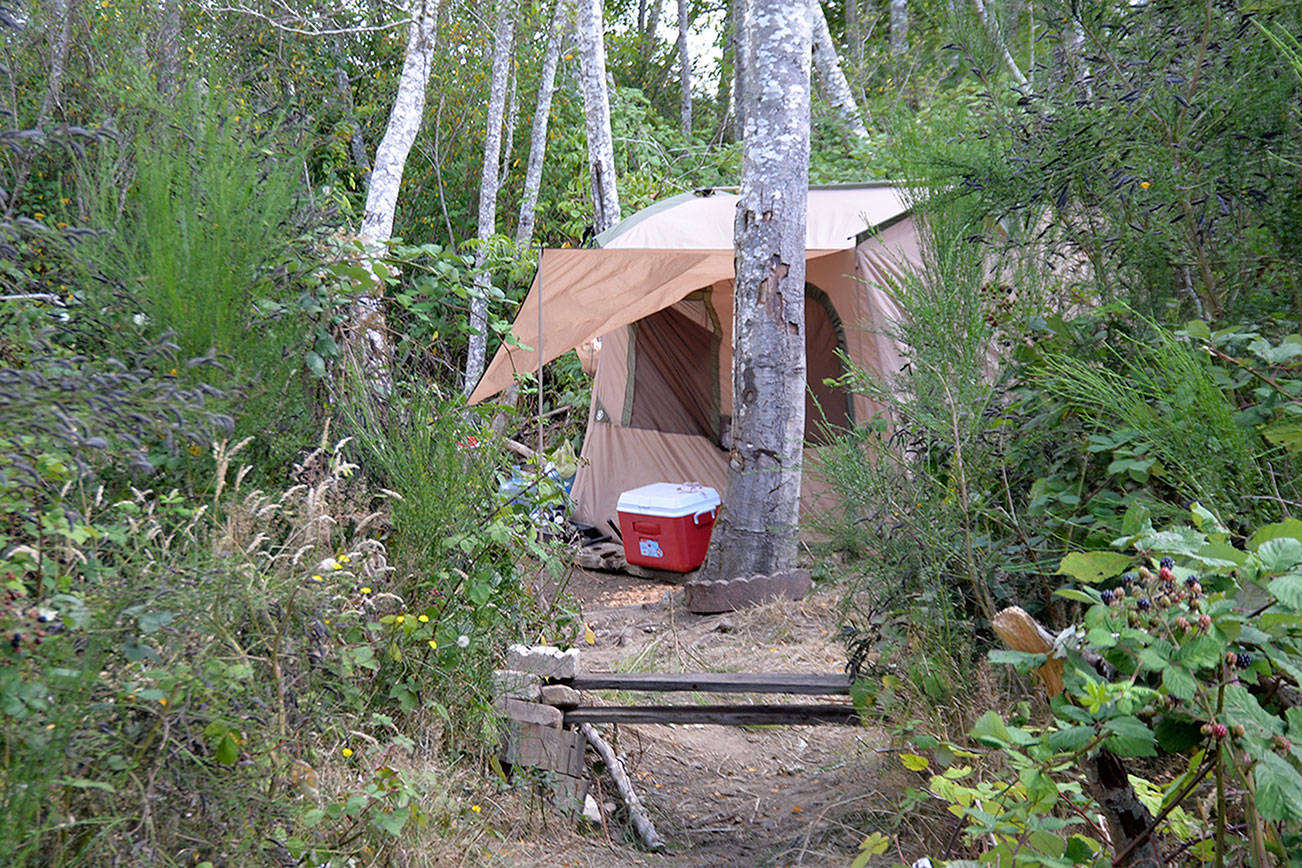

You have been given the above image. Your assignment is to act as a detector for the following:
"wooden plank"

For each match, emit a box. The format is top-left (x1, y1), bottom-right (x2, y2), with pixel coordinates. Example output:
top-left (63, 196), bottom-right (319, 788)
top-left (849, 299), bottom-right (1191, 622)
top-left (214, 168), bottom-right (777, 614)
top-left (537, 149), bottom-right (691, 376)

top-left (500, 721), bottom-right (586, 777)
top-left (564, 703), bottom-right (860, 726)
top-left (568, 672), bottom-right (852, 695)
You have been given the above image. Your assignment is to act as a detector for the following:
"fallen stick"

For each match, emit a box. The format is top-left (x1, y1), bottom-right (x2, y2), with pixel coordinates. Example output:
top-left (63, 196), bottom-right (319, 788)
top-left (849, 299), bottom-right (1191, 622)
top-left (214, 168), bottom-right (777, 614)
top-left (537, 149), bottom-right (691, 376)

top-left (578, 722), bottom-right (664, 851)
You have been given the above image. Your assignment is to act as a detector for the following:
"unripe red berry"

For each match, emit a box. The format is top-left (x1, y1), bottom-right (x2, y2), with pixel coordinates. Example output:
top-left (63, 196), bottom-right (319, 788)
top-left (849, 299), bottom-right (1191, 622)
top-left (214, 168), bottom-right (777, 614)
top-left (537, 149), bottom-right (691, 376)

top-left (1211, 723), bottom-right (1228, 739)
top-left (1159, 565), bottom-right (1173, 581)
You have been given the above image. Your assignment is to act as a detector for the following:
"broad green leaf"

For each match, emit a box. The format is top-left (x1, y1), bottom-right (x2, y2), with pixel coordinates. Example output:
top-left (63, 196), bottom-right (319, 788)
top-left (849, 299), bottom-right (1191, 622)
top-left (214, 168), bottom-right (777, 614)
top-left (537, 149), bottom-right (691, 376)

top-left (1190, 502), bottom-right (1228, 536)
top-left (305, 350), bottom-right (326, 378)
top-left (900, 753), bottom-right (929, 771)
top-left (1057, 551), bottom-right (1133, 584)
top-left (1257, 538), bottom-right (1302, 573)
top-left (373, 805), bottom-right (410, 836)
top-left (138, 610), bottom-right (174, 634)
top-left (216, 731), bottom-right (239, 765)
top-left (1134, 527), bottom-right (1207, 558)
top-left (1268, 574), bottom-right (1302, 610)
top-left (1223, 684), bottom-right (1283, 739)
top-left (1175, 634), bottom-right (1223, 670)
top-left (1249, 519), bottom-right (1302, 550)
top-left (1193, 541), bottom-right (1246, 567)
top-left (969, 710), bottom-right (1034, 748)
top-left (1104, 716), bottom-right (1157, 757)
top-left (1155, 716), bottom-right (1204, 754)
top-left (1161, 666), bottom-right (1197, 701)
top-left (1254, 751), bottom-right (1302, 823)
top-left (1262, 419), bottom-right (1302, 453)
top-left (301, 808), bottom-right (325, 827)
top-left (988, 649), bottom-right (1048, 668)
top-left (1046, 724), bottom-right (1096, 753)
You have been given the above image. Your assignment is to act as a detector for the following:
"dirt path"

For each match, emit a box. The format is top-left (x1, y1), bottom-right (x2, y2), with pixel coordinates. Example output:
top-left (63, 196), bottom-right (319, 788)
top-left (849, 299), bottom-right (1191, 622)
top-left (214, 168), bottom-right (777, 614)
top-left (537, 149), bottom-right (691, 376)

top-left (485, 568), bottom-right (903, 867)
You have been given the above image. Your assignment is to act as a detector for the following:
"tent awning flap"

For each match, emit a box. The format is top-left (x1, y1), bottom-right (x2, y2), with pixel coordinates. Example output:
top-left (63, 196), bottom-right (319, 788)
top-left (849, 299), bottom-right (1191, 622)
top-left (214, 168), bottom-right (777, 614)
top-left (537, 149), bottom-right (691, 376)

top-left (469, 247), bottom-right (841, 403)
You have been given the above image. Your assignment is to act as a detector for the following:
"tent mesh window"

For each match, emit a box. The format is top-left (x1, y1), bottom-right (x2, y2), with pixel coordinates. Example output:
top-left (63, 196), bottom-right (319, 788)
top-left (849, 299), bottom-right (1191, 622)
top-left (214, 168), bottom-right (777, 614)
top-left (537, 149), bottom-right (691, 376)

top-left (626, 302), bottom-right (720, 440)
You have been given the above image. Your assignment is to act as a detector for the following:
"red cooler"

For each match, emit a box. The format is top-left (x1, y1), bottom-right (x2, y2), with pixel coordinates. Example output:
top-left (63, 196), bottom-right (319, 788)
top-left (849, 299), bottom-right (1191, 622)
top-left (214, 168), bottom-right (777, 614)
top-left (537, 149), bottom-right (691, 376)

top-left (616, 482), bottom-right (721, 572)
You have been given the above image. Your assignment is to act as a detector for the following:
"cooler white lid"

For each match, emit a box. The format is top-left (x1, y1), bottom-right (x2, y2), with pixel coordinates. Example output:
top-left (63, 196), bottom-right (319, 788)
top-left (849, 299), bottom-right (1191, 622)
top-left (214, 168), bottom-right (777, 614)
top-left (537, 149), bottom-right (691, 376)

top-left (616, 482), bottom-right (721, 518)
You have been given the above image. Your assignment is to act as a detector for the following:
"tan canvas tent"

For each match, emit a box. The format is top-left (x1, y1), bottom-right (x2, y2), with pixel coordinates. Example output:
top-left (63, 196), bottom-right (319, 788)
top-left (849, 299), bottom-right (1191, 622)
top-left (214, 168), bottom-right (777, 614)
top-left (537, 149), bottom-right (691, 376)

top-left (468, 183), bottom-right (922, 531)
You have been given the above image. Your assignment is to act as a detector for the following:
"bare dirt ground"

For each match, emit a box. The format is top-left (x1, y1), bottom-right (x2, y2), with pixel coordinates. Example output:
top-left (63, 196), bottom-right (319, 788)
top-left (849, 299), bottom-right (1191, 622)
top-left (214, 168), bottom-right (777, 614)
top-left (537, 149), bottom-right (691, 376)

top-left (481, 566), bottom-right (911, 868)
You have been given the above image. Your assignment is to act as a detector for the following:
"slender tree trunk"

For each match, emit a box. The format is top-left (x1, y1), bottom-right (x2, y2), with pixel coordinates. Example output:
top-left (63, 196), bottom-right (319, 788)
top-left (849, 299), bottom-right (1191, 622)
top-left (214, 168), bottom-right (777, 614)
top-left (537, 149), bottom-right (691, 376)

top-left (499, 54), bottom-right (519, 184)
top-left (576, 0), bottom-right (621, 234)
top-left (972, 0), bottom-right (1028, 85)
top-left (730, 0), bottom-right (751, 140)
top-left (5, 0), bottom-right (74, 217)
top-left (677, 0), bottom-right (691, 138)
top-left (889, 0), bottom-right (906, 55)
top-left (463, 0), bottom-right (519, 395)
top-left (812, 3), bottom-right (868, 136)
top-left (516, 0), bottom-right (569, 246)
top-left (700, 0), bottom-right (811, 582)
top-left (349, 0), bottom-right (440, 394)
top-left (156, 0), bottom-right (181, 98)
top-left (845, 0), bottom-right (862, 66)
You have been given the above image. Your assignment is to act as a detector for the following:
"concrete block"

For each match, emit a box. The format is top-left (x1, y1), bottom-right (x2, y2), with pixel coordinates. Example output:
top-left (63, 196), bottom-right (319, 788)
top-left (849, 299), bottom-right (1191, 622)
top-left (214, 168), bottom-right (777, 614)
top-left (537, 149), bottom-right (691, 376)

top-left (540, 683), bottom-right (582, 708)
top-left (495, 696), bottom-right (563, 729)
top-left (684, 568), bottom-right (812, 614)
top-left (506, 644), bottom-right (580, 680)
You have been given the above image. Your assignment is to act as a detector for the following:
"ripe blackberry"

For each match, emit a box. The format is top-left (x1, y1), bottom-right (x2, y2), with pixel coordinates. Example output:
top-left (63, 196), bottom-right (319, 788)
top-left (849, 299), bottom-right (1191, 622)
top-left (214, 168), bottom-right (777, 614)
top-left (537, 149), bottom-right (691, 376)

top-left (1184, 575), bottom-right (1198, 588)
top-left (1137, 597), bottom-right (1151, 611)
top-left (1236, 652), bottom-right (1252, 670)
top-left (1100, 589), bottom-right (1115, 605)
top-left (1160, 556), bottom-right (1175, 570)
top-left (1121, 572), bottom-right (1137, 587)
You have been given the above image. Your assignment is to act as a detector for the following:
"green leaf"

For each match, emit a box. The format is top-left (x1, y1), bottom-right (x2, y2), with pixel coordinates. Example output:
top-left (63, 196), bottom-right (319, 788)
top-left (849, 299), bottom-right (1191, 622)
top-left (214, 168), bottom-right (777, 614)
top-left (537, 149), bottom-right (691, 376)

top-left (301, 808), bottom-right (325, 827)
top-left (1154, 716), bottom-right (1204, 753)
top-left (1134, 527), bottom-right (1208, 558)
top-left (1057, 551), bottom-right (1133, 584)
top-left (1183, 320), bottom-right (1212, 340)
top-left (1263, 419), bottom-right (1302, 453)
top-left (1161, 666), bottom-right (1197, 701)
top-left (216, 731), bottom-right (239, 765)
top-left (1257, 538), bottom-right (1302, 573)
top-left (373, 805), bottom-right (410, 836)
top-left (1249, 519), bottom-right (1302, 550)
top-left (58, 776), bottom-right (116, 794)
top-left (1223, 684), bottom-right (1284, 739)
top-left (1104, 716), bottom-right (1157, 757)
top-left (305, 350), bottom-right (326, 378)
top-left (1190, 502), bottom-right (1228, 536)
top-left (1254, 751), bottom-right (1302, 823)
top-left (1055, 587), bottom-right (1103, 604)
top-left (137, 610), bottom-right (174, 634)
top-left (900, 753), bottom-right (929, 771)
top-left (1046, 724), bottom-right (1096, 753)
top-left (987, 649), bottom-right (1048, 669)
top-left (1175, 634), bottom-right (1223, 670)
top-left (1269, 574), bottom-right (1302, 610)
top-left (970, 710), bottom-right (1026, 748)
top-left (1194, 541), bottom-right (1246, 567)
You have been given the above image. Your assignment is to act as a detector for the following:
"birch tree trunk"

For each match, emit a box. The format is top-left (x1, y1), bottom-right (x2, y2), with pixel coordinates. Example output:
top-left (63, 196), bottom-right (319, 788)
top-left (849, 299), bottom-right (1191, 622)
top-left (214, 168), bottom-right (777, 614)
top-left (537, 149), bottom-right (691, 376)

top-left (812, 3), bottom-right (868, 136)
top-left (972, 0), bottom-right (1028, 85)
top-left (677, 0), bottom-right (691, 138)
top-left (349, 0), bottom-right (440, 395)
top-left (700, 0), bottom-right (811, 581)
top-left (499, 57), bottom-right (519, 183)
top-left (463, 0), bottom-right (519, 395)
top-left (516, 0), bottom-right (569, 246)
top-left (729, 0), bottom-right (751, 140)
top-left (576, 0), bottom-right (621, 234)
top-left (889, 0), bottom-right (906, 56)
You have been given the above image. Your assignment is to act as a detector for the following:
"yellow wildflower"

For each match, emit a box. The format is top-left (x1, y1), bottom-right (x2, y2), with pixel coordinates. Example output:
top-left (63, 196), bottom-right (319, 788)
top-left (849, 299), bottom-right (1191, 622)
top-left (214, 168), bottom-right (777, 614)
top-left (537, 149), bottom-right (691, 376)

top-left (342, 747), bottom-right (353, 757)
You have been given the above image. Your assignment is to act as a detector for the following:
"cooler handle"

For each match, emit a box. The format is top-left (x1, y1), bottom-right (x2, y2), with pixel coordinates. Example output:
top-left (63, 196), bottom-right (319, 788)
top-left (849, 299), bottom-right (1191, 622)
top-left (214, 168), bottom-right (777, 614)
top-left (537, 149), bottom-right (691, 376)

top-left (632, 520), bottom-right (660, 534)
top-left (693, 507), bottom-right (717, 526)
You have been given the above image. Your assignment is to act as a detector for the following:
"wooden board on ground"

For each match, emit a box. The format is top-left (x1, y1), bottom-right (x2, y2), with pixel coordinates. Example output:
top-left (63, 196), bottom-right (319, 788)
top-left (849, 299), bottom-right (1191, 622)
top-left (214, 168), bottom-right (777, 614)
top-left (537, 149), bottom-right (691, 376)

top-left (568, 672), bottom-right (852, 695)
top-left (564, 703), bottom-right (860, 726)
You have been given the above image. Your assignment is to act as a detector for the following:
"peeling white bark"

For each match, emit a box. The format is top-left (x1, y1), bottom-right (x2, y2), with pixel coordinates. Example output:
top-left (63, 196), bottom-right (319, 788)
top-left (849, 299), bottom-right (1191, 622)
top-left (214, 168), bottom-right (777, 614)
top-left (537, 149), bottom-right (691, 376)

top-left (576, 0), bottom-right (620, 234)
top-left (463, 0), bottom-right (519, 395)
top-left (812, 3), bottom-right (867, 136)
top-left (516, 0), bottom-right (570, 246)
top-left (702, 0), bottom-right (811, 581)
top-left (349, 0), bottom-right (441, 395)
